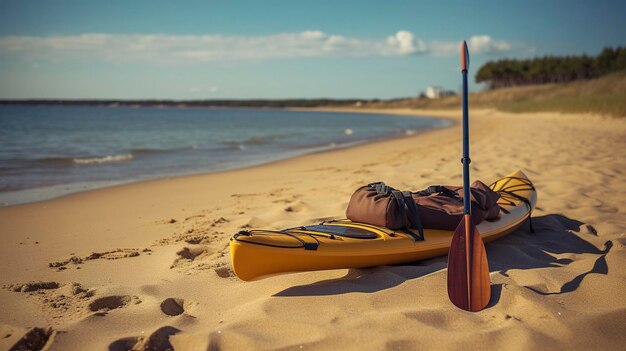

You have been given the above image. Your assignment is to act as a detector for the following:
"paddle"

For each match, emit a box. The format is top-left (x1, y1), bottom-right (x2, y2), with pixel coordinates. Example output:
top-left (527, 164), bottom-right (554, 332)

top-left (446, 41), bottom-right (491, 312)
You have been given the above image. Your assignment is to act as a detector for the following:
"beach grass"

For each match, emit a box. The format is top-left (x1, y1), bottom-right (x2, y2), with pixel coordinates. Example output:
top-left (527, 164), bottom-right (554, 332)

top-left (365, 71), bottom-right (626, 117)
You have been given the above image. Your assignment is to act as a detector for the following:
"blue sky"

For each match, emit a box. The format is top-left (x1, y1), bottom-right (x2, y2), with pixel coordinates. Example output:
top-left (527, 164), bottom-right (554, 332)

top-left (0, 0), bottom-right (624, 99)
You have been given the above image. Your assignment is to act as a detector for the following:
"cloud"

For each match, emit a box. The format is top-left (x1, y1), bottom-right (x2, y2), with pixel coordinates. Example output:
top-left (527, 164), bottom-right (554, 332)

top-left (430, 35), bottom-right (515, 56)
top-left (0, 31), bottom-right (516, 63)
top-left (469, 35), bottom-right (512, 54)
top-left (386, 31), bottom-right (427, 55)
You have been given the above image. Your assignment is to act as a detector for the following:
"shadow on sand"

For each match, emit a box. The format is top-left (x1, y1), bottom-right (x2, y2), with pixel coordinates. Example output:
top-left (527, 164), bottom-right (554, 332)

top-left (274, 214), bottom-right (612, 298)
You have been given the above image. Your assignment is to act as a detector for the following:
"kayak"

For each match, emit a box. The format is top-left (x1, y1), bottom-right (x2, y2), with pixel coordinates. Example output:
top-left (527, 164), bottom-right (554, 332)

top-left (230, 170), bottom-right (536, 281)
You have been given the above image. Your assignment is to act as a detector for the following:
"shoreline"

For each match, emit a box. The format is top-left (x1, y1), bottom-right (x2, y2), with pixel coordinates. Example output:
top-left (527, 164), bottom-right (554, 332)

top-left (1, 108), bottom-right (455, 207)
top-left (1, 108), bottom-right (625, 350)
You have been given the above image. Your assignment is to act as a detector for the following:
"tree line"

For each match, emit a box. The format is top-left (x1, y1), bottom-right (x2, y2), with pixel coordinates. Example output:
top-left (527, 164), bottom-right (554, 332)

top-left (476, 46), bottom-right (626, 89)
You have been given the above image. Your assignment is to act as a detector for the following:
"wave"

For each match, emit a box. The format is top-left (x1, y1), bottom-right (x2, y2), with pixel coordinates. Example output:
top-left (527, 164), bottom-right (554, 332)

top-left (27, 154), bottom-right (133, 166)
top-left (16, 146), bottom-right (198, 168)
top-left (129, 145), bottom-right (197, 155)
top-left (73, 154), bottom-right (133, 164)
top-left (221, 134), bottom-right (286, 149)
top-left (280, 139), bottom-right (368, 152)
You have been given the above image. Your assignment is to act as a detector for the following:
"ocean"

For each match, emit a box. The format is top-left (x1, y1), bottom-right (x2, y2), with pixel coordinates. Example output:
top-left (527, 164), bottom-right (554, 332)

top-left (0, 105), bottom-right (449, 205)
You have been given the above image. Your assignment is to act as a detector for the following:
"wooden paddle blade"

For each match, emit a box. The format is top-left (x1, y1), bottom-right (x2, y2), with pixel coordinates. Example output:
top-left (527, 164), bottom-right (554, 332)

top-left (447, 215), bottom-right (491, 311)
top-left (461, 40), bottom-right (470, 71)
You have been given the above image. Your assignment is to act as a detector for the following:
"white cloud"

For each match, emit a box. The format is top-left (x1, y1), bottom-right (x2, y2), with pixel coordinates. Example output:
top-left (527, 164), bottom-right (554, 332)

top-left (386, 31), bottom-right (427, 55)
top-left (430, 35), bottom-right (515, 56)
top-left (0, 31), bottom-right (517, 63)
top-left (469, 35), bottom-right (512, 54)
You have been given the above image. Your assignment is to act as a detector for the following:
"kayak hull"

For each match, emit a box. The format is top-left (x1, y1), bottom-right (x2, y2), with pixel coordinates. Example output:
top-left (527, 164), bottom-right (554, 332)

top-left (230, 170), bottom-right (536, 281)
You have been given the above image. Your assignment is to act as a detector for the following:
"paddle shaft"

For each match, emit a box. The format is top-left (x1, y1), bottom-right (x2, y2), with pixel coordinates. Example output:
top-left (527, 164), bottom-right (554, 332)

top-left (461, 60), bottom-right (472, 307)
top-left (462, 69), bottom-right (471, 215)
top-left (462, 42), bottom-right (476, 308)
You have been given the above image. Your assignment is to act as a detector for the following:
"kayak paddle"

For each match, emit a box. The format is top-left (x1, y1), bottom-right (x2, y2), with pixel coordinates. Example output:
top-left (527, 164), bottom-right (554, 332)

top-left (446, 40), bottom-right (491, 312)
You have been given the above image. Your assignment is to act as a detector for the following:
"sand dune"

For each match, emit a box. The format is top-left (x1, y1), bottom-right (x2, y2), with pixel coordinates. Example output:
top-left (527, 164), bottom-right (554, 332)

top-left (1, 108), bottom-right (625, 350)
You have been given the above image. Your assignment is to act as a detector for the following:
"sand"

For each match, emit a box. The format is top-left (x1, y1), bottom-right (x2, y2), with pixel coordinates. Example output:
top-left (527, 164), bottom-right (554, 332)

top-left (1, 108), bottom-right (625, 350)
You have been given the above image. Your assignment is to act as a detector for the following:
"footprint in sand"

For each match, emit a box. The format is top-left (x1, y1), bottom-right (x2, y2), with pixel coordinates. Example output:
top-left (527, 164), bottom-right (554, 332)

top-left (214, 266), bottom-right (236, 278)
top-left (108, 326), bottom-right (180, 351)
top-left (170, 246), bottom-right (211, 269)
top-left (2, 326), bottom-right (54, 351)
top-left (88, 295), bottom-right (140, 312)
top-left (48, 248), bottom-right (148, 271)
top-left (159, 298), bottom-right (189, 316)
top-left (155, 227), bottom-right (215, 246)
top-left (176, 246), bottom-right (208, 260)
top-left (4, 281), bottom-right (60, 292)
top-left (4, 282), bottom-right (97, 322)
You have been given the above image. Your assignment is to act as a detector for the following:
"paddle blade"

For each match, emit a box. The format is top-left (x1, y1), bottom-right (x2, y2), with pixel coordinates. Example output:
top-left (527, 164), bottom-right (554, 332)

top-left (461, 40), bottom-right (470, 71)
top-left (447, 215), bottom-right (490, 311)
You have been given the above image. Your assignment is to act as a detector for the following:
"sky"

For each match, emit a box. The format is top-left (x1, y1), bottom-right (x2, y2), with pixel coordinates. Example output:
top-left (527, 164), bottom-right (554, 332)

top-left (0, 0), bottom-right (625, 100)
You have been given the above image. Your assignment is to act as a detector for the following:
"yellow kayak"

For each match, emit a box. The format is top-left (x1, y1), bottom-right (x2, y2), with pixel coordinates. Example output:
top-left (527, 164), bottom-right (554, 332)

top-left (230, 170), bottom-right (536, 281)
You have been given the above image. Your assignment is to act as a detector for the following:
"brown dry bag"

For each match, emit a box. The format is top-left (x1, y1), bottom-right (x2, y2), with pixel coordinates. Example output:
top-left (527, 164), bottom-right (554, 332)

top-left (346, 180), bottom-right (500, 234)
top-left (345, 182), bottom-right (424, 239)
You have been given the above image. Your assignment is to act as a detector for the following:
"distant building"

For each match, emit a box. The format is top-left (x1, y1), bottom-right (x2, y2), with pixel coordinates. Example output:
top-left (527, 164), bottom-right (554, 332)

top-left (424, 86), bottom-right (456, 99)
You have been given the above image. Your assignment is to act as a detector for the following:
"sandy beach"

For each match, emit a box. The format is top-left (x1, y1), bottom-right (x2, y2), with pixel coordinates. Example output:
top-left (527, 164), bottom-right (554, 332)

top-left (1, 108), bottom-right (625, 350)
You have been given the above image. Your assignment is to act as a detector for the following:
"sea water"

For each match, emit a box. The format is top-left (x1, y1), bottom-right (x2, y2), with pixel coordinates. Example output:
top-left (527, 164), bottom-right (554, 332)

top-left (0, 105), bottom-right (449, 205)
